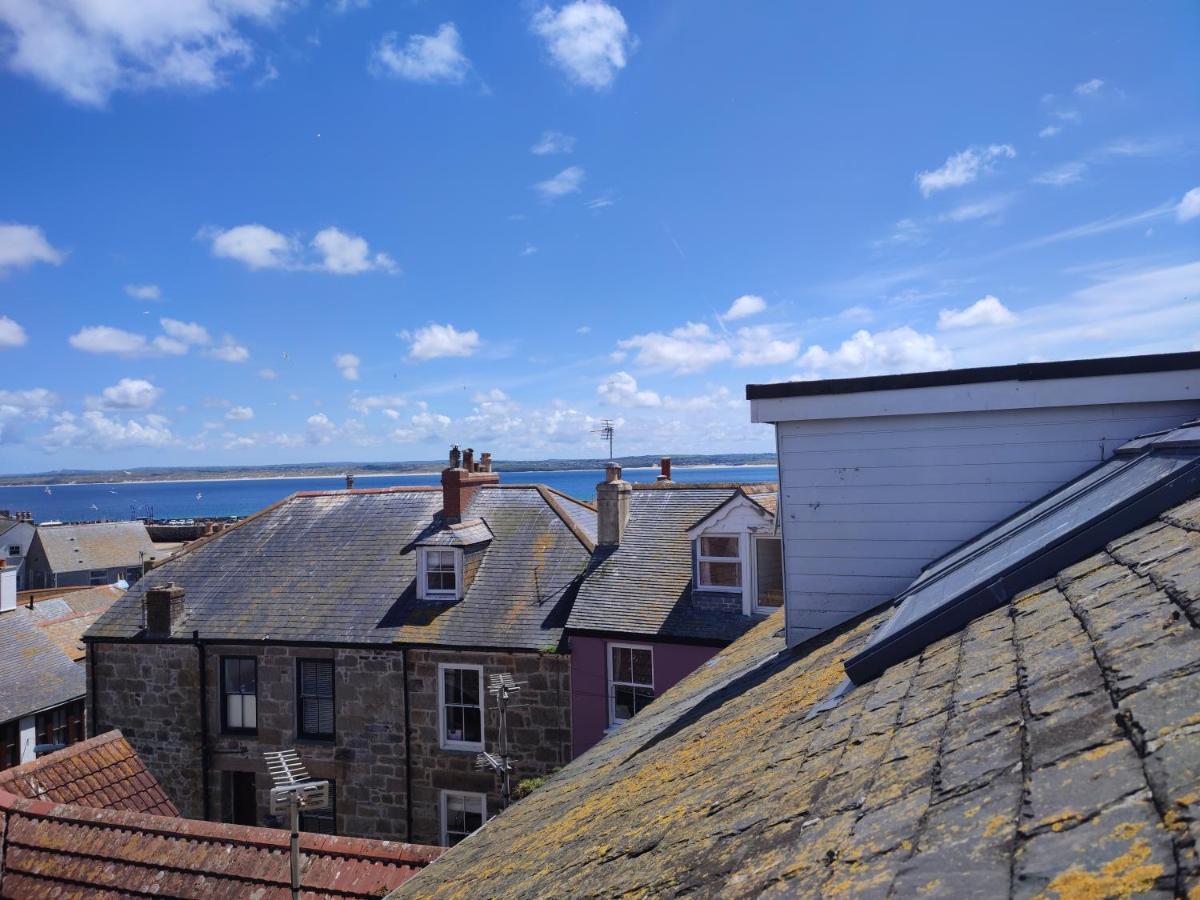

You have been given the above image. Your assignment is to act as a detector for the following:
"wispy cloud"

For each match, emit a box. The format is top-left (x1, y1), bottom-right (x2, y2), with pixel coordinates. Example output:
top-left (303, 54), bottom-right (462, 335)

top-left (916, 144), bottom-right (1015, 196)
top-left (533, 166), bottom-right (585, 200)
top-left (531, 130), bottom-right (576, 155)
top-left (370, 23), bottom-right (471, 84)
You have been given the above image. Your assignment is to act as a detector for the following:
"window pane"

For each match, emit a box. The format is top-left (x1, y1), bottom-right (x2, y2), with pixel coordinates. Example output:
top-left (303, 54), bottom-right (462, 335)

top-left (461, 706), bottom-right (481, 743)
top-left (243, 695), bottom-right (257, 728)
top-left (631, 649), bottom-right (652, 686)
top-left (700, 560), bottom-right (741, 587)
top-left (700, 536), bottom-right (739, 558)
top-left (611, 646), bottom-right (631, 683)
top-left (227, 695), bottom-right (242, 729)
top-left (755, 538), bottom-right (784, 609)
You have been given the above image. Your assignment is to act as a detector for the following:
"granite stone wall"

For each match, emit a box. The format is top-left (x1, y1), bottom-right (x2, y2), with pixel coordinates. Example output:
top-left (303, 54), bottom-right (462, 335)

top-left (89, 640), bottom-right (572, 846)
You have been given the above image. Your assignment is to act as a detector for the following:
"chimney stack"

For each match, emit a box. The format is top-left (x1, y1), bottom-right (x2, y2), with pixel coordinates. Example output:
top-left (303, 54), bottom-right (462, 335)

top-left (441, 445), bottom-right (500, 523)
top-left (0, 561), bottom-right (15, 614)
top-left (596, 463), bottom-right (632, 547)
top-left (480, 452), bottom-right (492, 473)
top-left (345, 473), bottom-right (355, 490)
top-left (144, 582), bottom-right (186, 637)
top-left (657, 457), bottom-right (672, 482)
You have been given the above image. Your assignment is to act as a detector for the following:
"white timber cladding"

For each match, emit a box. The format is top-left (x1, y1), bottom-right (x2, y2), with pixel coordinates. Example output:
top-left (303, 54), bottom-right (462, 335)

top-left (687, 494), bottom-right (775, 615)
top-left (759, 397), bottom-right (1200, 648)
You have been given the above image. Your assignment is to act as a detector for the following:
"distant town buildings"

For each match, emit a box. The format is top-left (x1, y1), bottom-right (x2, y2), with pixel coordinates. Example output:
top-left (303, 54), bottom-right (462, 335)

top-left (25, 520), bottom-right (162, 589)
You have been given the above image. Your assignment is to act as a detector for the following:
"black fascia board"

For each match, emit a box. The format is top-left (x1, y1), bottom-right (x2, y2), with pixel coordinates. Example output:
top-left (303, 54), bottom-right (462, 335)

top-left (746, 350), bottom-right (1200, 401)
top-left (843, 457), bottom-right (1200, 685)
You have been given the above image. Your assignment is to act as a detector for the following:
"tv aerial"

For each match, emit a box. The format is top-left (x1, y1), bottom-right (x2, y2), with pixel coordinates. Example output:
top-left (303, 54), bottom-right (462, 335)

top-left (592, 419), bottom-right (615, 459)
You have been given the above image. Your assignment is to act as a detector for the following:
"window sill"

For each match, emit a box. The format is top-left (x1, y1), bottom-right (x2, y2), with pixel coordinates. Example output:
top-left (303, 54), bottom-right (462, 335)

top-left (296, 735), bottom-right (336, 745)
top-left (220, 729), bottom-right (258, 738)
top-left (440, 742), bottom-right (484, 754)
top-left (696, 585), bottom-right (743, 593)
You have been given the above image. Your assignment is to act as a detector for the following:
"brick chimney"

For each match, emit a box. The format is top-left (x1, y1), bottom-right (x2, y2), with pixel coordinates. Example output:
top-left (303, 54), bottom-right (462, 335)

top-left (345, 472), bottom-right (355, 490)
top-left (596, 462), bottom-right (632, 547)
top-left (144, 582), bottom-right (186, 637)
top-left (441, 446), bottom-right (499, 523)
top-left (0, 561), bottom-right (15, 614)
top-left (657, 456), bottom-right (672, 482)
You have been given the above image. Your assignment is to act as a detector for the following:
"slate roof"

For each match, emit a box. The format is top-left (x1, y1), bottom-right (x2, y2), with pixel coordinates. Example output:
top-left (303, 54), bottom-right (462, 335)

top-left (33, 521), bottom-right (158, 573)
top-left (395, 493), bottom-right (1200, 898)
top-left (30, 584), bottom-right (123, 661)
top-left (86, 485), bottom-right (596, 651)
top-left (0, 730), bottom-right (178, 816)
top-left (0, 606), bottom-right (84, 724)
top-left (567, 484), bottom-right (775, 643)
top-left (417, 518), bottom-right (494, 546)
top-left (0, 788), bottom-right (441, 898)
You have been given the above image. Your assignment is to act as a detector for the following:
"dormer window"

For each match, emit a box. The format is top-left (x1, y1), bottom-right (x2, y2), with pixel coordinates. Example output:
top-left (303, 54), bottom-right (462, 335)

top-left (419, 547), bottom-right (462, 599)
top-left (696, 535), bottom-right (741, 591)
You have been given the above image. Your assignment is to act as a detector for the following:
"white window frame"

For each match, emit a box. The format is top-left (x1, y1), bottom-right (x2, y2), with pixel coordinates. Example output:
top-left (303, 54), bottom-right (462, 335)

top-left (418, 547), bottom-right (463, 600)
top-left (607, 642), bottom-right (655, 727)
top-left (695, 534), bottom-right (742, 593)
top-left (750, 535), bottom-right (784, 615)
top-left (439, 789), bottom-right (487, 847)
top-left (437, 663), bottom-right (485, 751)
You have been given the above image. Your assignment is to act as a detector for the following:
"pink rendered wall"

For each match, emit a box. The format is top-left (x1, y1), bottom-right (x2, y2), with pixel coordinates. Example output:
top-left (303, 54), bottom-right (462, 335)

top-left (569, 635), bottom-right (721, 758)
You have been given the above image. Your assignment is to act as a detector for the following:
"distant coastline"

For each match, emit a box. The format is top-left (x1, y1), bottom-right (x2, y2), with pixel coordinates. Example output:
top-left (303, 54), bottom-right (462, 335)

top-left (0, 454), bottom-right (777, 488)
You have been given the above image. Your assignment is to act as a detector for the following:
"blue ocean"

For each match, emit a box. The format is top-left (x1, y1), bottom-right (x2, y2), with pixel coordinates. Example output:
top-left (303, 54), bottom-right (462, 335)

top-left (0, 466), bottom-right (778, 523)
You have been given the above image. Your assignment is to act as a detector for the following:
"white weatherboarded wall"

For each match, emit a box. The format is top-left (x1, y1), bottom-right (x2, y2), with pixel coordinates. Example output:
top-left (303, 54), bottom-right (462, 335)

top-left (760, 394), bottom-right (1200, 647)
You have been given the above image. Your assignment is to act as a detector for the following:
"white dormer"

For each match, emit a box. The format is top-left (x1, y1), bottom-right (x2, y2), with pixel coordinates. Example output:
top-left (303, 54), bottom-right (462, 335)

top-left (417, 547), bottom-right (463, 600)
top-left (687, 492), bottom-right (782, 616)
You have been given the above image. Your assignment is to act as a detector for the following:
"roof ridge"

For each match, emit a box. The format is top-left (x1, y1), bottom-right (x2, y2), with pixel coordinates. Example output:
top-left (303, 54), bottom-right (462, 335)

top-left (535, 485), bottom-right (596, 553)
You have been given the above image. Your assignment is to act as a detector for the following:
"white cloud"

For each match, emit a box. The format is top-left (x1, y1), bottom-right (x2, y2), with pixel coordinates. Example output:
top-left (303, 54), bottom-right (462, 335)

top-left (1032, 161), bottom-right (1087, 187)
top-left (521, 243), bottom-right (538, 257)
top-left (334, 352), bottom-right (360, 380)
top-left (226, 405), bottom-right (254, 420)
top-left (45, 411), bottom-right (174, 450)
top-left (533, 165), bottom-right (585, 200)
top-left (0, 316), bottom-right (28, 348)
top-left (370, 22), bottom-right (470, 84)
top-left (1039, 125), bottom-right (1062, 139)
top-left (0, 0), bottom-right (289, 107)
top-left (349, 392), bottom-right (407, 415)
top-left (839, 306), bottom-right (874, 324)
top-left (531, 0), bottom-right (634, 90)
top-left (68, 325), bottom-right (150, 357)
top-left (597, 371), bottom-right (661, 407)
top-left (208, 224), bottom-right (296, 270)
top-left (1074, 78), bottom-right (1104, 96)
top-left (206, 223), bottom-right (395, 274)
top-left (124, 283), bottom-right (161, 300)
top-left (160, 317), bottom-right (210, 346)
top-left (916, 144), bottom-right (1016, 196)
top-left (0, 223), bottom-right (63, 273)
top-left (531, 130), bottom-right (575, 155)
top-left (616, 322), bottom-right (731, 374)
top-left (940, 195), bottom-right (1011, 222)
top-left (311, 227), bottom-right (397, 274)
top-left (721, 294), bottom-right (766, 321)
top-left (1176, 188), bottom-right (1200, 224)
top-left (576, 325), bottom-right (591, 334)
top-left (208, 337), bottom-right (249, 363)
top-left (88, 378), bottom-right (162, 411)
top-left (306, 412), bottom-right (336, 444)
top-left (799, 326), bottom-right (953, 377)
top-left (875, 218), bottom-right (926, 247)
top-left (258, 367), bottom-right (277, 380)
top-left (937, 295), bottom-right (1017, 330)
top-left (405, 323), bottom-right (481, 360)
top-left (586, 193), bottom-right (615, 210)
top-left (0, 387), bottom-right (58, 421)
top-left (734, 326), bottom-right (800, 366)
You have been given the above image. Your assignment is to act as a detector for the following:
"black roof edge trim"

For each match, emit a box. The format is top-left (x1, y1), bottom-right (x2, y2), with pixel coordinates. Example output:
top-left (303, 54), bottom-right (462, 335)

top-left (843, 459), bottom-right (1200, 685)
top-left (564, 627), bottom-right (738, 648)
top-left (746, 350), bottom-right (1200, 401)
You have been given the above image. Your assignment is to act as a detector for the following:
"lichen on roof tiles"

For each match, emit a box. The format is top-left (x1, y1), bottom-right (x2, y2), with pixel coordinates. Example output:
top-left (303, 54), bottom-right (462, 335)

top-left (394, 490), bottom-right (1200, 899)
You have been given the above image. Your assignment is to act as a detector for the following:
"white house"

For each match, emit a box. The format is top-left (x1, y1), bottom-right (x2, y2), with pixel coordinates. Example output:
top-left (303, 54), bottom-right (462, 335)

top-left (747, 351), bottom-right (1200, 647)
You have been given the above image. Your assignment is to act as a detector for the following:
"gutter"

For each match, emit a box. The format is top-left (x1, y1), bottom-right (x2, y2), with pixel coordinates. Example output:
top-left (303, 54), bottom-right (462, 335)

top-left (87, 646), bottom-right (98, 739)
top-left (194, 629), bottom-right (211, 821)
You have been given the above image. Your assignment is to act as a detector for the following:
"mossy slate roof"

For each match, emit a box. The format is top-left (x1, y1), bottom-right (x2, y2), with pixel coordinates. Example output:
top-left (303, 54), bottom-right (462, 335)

top-left (85, 485), bottom-right (595, 650)
top-left (395, 492), bottom-right (1200, 899)
top-left (568, 485), bottom-right (775, 643)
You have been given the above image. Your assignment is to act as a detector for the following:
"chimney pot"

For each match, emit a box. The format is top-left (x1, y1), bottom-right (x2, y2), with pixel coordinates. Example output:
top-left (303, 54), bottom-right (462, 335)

top-left (604, 462), bottom-right (622, 483)
top-left (657, 456), bottom-right (672, 482)
top-left (345, 473), bottom-right (355, 490)
top-left (449, 445), bottom-right (461, 468)
top-left (480, 452), bottom-right (492, 473)
top-left (144, 582), bottom-right (186, 637)
top-left (462, 447), bottom-right (475, 472)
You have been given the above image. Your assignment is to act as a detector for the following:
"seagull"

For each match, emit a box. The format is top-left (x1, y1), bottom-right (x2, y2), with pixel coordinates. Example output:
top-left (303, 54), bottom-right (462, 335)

top-left (90, 504), bottom-right (99, 511)
top-left (44, 486), bottom-right (51, 495)
top-left (196, 491), bottom-right (203, 501)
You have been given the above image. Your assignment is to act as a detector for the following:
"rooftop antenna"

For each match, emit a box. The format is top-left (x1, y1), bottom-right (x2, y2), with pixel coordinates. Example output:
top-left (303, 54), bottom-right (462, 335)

top-left (476, 673), bottom-right (524, 809)
top-left (592, 419), bottom-right (615, 460)
top-left (264, 749), bottom-right (331, 900)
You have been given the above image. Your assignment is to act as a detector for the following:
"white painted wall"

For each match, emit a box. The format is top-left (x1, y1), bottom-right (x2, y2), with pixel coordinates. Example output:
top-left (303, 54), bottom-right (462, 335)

top-left (19, 715), bottom-right (35, 763)
top-left (763, 398), bottom-right (1200, 647)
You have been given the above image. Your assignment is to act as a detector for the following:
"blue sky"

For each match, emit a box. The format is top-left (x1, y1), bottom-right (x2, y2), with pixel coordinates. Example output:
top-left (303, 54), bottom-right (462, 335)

top-left (1, 1), bottom-right (1198, 473)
